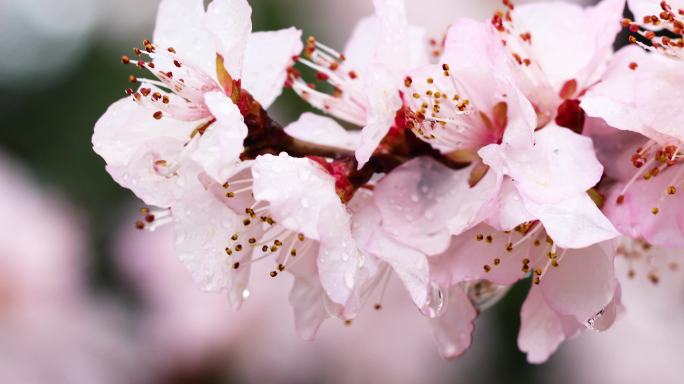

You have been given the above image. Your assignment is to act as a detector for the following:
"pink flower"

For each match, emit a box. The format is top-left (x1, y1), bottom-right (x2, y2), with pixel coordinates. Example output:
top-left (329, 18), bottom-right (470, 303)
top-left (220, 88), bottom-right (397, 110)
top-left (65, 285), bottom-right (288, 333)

top-left (173, 152), bottom-right (374, 325)
top-left (581, 47), bottom-right (684, 247)
top-left (492, 0), bottom-right (626, 123)
top-left (379, 18), bottom-right (617, 252)
top-left (289, 0), bottom-right (428, 166)
top-left (93, 0), bottom-right (302, 207)
top-left (430, 222), bottom-right (621, 363)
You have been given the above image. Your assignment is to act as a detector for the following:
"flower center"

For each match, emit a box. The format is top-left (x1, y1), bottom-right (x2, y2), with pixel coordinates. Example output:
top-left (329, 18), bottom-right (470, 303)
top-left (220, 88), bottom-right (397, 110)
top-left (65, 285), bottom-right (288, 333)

top-left (403, 65), bottom-right (508, 153)
top-left (121, 40), bottom-right (220, 121)
top-left (476, 222), bottom-right (567, 286)
top-left (220, 175), bottom-right (312, 278)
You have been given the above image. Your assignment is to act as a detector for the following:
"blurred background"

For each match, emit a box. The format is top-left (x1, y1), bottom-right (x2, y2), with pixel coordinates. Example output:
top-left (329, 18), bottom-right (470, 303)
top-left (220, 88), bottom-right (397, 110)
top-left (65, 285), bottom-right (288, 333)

top-left (1, 0), bottom-right (674, 383)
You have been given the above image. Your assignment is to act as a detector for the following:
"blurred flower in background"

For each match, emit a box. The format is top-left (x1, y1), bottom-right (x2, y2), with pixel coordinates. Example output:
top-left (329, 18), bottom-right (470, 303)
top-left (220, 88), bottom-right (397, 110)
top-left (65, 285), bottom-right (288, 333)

top-left (116, 215), bottom-right (489, 383)
top-left (0, 151), bottom-right (143, 384)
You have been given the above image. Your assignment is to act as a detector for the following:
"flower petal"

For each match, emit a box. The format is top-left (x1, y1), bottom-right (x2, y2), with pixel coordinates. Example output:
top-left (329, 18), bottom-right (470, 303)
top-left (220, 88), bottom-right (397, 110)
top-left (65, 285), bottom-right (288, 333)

top-left (189, 91), bottom-right (247, 183)
top-left (204, 0), bottom-right (252, 77)
top-left (153, 0), bottom-right (214, 76)
top-left (374, 157), bottom-right (500, 255)
top-left (287, 244), bottom-right (330, 341)
top-left (581, 46), bottom-right (675, 144)
top-left (504, 124), bottom-right (604, 204)
top-left (242, 28), bottom-right (303, 108)
top-left (284, 113), bottom-right (359, 151)
top-left (513, 0), bottom-right (625, 90)
top-left (173, 184), bottom-right (242, 293)
top-left (93, 96), bottom-right (194, 167)
top-left (355, 66), bottom-right (402, 168)
top-left (366, 229), bottom-right (429, 308)
top-left (540, 240), bottom-right (618, 323)
top-left (518, 285), bottom-right (583, 364)
top-left (523, 193), bottom-right (619, 249)
top-left (251, 154), bottom-right (338, 240)
top-left (429, 286), bottom-right (477, 359)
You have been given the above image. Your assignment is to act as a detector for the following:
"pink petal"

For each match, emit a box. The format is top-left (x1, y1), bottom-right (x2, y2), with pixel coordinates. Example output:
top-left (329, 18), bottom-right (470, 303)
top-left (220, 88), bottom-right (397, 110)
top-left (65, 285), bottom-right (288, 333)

top-left (106, 138), bottom-right (191, 207)
top-left (92, 96), bottom-right (194, 167)
top-left (355, 66), bottom-right (402, 168)
top-left (242, 28), bottom-right (303, 108)
top-left (505, 124), bottom-right (604, 205)
top-left (366, 229), bottom-right (429, 308)
top-left (173, 185), bottom-right (243, 293)
top-left (374, 157), bottom-right (500, 256)
top-left (581, 46), bottom-right (675, 144)
top-left (189, 91), bottom-right (247, 183)
top-left (317, 202), bottom-right (363, 307)
top-left (513, 0), bottom-right (625, 90)
top-left (484, 178), bottom-right (536, 231)
top-left (518, 285), bottom-right (583, 364)
top-left (153, 0), bottom-right (214, 76)
top-left (524, 193), bottom-right (619, 249)
top-left (204, 0), bottom-right (252, 77)
top-left (540, 240), bottom-right (617, 323)
top-left (604, 174), bottom-right (684, 248)
top-left (429, 286), bottom-right (477, 359)
top-left (287, 244), bottom-right (330, 341)
top-left (284, 113), bottom-right (359, 150)
top-left (251, 154), bottom-right (338, 240)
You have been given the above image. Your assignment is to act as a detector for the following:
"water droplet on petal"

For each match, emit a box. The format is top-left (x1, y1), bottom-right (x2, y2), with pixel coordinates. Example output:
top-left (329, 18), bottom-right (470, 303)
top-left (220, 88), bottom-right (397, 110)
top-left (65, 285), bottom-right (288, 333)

top-left (422, 282), bottom-right (447, 318)
top-left (344, 271), bottom-right (355, 288)
top-left (241, 288), bottom-right (251, 300)
top-left (411, 194), bottom-right (420, 202)
top-left (586, 302), bottom-right (616, 332)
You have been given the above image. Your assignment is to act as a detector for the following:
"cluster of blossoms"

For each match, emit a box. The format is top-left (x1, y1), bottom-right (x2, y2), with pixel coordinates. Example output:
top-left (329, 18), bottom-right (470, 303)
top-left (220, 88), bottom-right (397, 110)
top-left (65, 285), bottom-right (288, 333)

top-left (93, 0), bottom-right (684, 362)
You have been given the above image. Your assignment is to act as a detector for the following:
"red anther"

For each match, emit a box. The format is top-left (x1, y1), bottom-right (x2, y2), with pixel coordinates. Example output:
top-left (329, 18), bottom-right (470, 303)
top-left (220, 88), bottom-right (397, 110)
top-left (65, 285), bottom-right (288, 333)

top-left (616, 195), bottom-right (625, 205)
top-left (121, 55), bottom-right (131, 64)
top-left (290, 55), bottom-right (299, 62)
top-left (555, 99), bottom-right (585, 134)
top-left (128, 75), bottom-right (138, 83)
top-left (315, 72), bottom-right (329, 81)
top-left (173, 59), bottom-right (182, 67)
top-left (140, 88), bottom-right (151, 97)
top-left (629, 62), bottom-right (639, 70)
top-left (144, 214), bottom-right (155, 223)
top-left (153, 111), bottom-right (163, 120)
top-left (629, 24), bottom-right (639, 32)
top-left (348, 71), bottom-right (358, 79)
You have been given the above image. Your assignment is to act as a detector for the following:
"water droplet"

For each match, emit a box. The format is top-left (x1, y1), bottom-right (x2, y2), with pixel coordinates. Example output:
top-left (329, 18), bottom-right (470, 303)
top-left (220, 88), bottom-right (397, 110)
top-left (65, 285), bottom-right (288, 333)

top-left (586, 309), bottom-right (605, 330)
top-left (465, 281), bottom-right (511, 311)
top-left (424, 210), bottom-right (435, 220)
top-left (344, 271), bottom-right (355, 288)
top-left (586, 302), bottom-right (616, 332)
top-left (411, 194), bottom-right (420, 202)
top-left (241, 288), bottom-right (251, 300)
top-left (422, 282), bottom-right (447, 318)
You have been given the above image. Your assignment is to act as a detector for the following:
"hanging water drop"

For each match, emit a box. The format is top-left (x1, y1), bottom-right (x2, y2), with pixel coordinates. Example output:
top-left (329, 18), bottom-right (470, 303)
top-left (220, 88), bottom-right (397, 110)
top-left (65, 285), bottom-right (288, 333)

top-left (422, 282), bottom-right (447, 318)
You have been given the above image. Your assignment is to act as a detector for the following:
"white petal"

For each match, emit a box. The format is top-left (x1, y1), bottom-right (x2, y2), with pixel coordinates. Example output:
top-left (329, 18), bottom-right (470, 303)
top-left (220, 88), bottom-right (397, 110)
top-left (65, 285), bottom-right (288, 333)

top-left (242, 28), bottom-right (303, 108)
top-left (189, 91), bottom-right (247, 183)
top-left (284, 113), bottom-right (359, 150)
